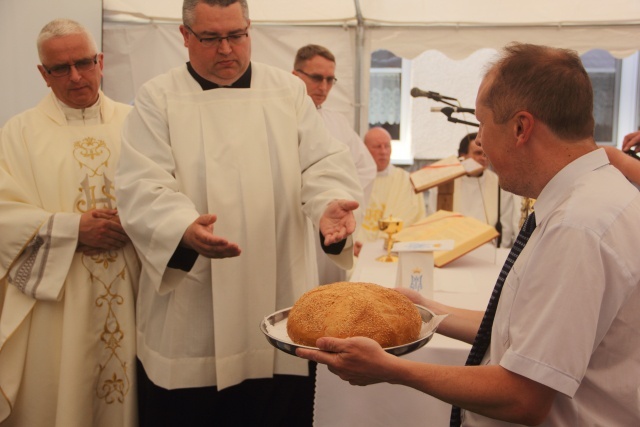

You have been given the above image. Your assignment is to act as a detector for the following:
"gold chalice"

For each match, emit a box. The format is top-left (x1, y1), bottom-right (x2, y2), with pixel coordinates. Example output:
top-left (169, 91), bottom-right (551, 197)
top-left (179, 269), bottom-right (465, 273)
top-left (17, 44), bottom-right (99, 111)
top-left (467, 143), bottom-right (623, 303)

top-left (376, 215), bottom-right (404, 262)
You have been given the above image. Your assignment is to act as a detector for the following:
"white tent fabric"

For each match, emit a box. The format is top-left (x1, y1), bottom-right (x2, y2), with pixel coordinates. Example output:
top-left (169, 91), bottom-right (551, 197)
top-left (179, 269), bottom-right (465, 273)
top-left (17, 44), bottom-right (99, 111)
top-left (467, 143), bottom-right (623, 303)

top-left (104, 0), bottom-right (640, 59)
top-left (101, 0), bottom-right (640, 159)
top-left (0, 0), bottom-right (103, 126)
top-left (102, 23), bottom-right (360, 128)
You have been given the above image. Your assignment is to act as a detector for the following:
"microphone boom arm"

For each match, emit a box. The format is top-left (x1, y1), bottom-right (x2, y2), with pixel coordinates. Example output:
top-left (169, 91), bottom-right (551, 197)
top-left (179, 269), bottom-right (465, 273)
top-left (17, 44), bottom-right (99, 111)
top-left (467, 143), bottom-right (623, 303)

top-left (447, 116), bottom-right (479, 127)
top-left (434, 98), bottom-right (459, 108)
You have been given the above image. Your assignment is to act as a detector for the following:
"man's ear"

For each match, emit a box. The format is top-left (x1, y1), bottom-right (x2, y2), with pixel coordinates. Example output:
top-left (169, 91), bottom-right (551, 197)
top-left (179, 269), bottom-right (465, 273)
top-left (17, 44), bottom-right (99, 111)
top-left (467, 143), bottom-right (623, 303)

top-left (37, 65), bottom-right (52, 88)
top-left (513, 111), bottom-right (534, 147)
top-left (179, 25), bottom-right (190, 48)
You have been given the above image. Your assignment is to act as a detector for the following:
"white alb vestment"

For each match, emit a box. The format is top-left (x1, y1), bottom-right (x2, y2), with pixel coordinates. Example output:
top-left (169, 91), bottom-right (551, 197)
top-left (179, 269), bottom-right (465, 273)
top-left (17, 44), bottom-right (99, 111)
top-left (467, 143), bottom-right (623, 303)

top-left (314, 107), bottom-right (376, 284)
top-left (358, 165), bottom-right (426, 243)
top-left (0, 93), bottom-right (139, 427)
top-left (116, 62), bottom-right (363, 390)
top-left (318, 107), bottom-right (376, 204)
top-left (428, 169), bottom-right (521, 248)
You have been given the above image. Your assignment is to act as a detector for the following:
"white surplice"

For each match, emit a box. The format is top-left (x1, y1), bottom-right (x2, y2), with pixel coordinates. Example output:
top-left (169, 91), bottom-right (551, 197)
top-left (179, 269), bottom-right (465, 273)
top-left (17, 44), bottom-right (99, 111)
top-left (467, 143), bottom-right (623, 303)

top-left (115, 62), bottom-right (363, 390)
top-left (0, 92), bottom-right (139, 427)
top-left (314, 107), bottom-right (376, 284)
top-left (318, 107), bottom-right (376, 205)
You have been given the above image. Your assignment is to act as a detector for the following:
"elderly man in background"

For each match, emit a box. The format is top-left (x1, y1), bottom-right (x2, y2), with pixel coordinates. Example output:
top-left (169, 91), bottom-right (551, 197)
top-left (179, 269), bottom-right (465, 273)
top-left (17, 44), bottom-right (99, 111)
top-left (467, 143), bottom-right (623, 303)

top-left (299, 42), bottom-right (640, 426)
top-left (0, 18), bottom-right (139, 427)
top-left (356, 126), bottom-right (425, 252)
top-left (115, 0), bottom-right (363, 426)
top-left (293, 44), bottom-right (376, 283)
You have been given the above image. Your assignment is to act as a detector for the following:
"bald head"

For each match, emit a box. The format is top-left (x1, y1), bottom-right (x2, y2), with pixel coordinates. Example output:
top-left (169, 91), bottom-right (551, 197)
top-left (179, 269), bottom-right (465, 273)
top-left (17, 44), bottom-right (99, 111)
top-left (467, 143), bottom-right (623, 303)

top-left (364, 127), bottom-right (392, 172)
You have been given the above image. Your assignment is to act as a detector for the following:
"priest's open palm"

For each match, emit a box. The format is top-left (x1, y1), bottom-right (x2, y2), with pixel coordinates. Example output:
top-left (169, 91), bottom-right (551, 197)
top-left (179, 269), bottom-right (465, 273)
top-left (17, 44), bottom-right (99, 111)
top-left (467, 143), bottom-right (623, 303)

top-left (319, 199), bottom-right (359, 245)
top-left (182, 214), bottom-right (241, 259)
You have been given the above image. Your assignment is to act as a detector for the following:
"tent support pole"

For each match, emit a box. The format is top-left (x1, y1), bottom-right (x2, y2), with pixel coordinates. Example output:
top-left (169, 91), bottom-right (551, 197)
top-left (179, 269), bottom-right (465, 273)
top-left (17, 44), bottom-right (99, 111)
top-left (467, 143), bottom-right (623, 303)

top-left (354, 0), bottom-right (364, 134)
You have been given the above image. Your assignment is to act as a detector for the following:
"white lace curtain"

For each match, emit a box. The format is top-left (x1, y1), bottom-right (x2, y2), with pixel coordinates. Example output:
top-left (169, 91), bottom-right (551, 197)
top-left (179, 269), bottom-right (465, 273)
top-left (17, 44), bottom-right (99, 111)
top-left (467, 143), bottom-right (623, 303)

top-left (368, 71), bottom-right (401, 125)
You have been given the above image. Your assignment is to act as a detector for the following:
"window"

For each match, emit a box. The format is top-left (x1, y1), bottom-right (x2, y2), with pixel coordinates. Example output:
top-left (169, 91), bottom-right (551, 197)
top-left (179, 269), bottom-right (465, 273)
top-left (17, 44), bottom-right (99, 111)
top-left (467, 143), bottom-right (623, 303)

top-left (369, 49), bottom-right (412, 163)
top-left (371, 48), bottom-right (631, 164)
top-left (369, 50), bottom-right (402, 139)
top-left (581, 49), bottom-right (621, 145)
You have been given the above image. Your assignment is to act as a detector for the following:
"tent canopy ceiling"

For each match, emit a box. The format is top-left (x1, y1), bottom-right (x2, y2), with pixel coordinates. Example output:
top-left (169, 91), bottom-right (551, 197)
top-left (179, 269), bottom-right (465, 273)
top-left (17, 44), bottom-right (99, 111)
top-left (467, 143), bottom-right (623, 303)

top-left (100, 0), bottom-right (640, 159)
top-left (103, 0), bottom-right (640, 59)
top-left (104, 0), bottom-right (640, 26)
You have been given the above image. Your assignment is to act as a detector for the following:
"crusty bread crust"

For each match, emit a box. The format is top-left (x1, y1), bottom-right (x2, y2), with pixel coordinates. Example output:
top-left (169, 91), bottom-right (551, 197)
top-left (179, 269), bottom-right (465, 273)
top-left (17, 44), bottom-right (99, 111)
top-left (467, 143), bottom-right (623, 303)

top-left (287, 282), bottom-right (422, 347)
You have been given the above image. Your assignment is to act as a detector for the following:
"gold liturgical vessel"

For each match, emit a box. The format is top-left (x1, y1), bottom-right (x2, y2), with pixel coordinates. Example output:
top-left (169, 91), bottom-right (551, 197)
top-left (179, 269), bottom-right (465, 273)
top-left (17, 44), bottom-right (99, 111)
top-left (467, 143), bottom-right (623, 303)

top-left (377, 215), bottom-right (404, 262)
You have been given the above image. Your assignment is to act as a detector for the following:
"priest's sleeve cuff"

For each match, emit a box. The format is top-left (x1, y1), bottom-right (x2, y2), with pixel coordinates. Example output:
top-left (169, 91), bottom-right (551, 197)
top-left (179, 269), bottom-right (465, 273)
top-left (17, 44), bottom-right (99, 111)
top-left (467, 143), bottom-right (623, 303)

top-left (168, 246), bottom-right (199, 271)
top-left (319, 230), bottom-right (346, 255)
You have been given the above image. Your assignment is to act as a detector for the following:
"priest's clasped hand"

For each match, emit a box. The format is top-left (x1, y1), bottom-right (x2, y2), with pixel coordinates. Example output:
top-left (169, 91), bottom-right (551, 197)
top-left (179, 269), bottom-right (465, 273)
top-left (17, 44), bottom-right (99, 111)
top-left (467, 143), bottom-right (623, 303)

top-left (181, 214), bottom-right (242, 259)
top-left (77, 208), bottom-right (131, 255)
top-left (319, 199), bottom-right (360, 246)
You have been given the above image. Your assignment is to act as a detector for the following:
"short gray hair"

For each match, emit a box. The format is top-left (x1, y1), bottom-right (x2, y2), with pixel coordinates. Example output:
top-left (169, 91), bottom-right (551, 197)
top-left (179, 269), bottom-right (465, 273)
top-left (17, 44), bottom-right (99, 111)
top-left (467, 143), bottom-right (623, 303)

top-left (183, 0), bottom-right (249, 26)
top-left (483, 42), bottom-right (594, 140)
top-left (294, 44), bottom-right (336, 70)
top-left (37, 19), bottom-right (97, 62)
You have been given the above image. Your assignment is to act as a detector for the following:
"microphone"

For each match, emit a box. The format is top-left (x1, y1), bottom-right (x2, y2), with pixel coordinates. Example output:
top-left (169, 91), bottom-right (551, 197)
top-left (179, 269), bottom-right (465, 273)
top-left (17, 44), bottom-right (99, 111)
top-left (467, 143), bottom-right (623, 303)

top-left (431, 106), bottom-right (480, 128)
top-left (430, 106), bottom-right (476, 114)
top-left (410, 87), bottom-right (458, 101)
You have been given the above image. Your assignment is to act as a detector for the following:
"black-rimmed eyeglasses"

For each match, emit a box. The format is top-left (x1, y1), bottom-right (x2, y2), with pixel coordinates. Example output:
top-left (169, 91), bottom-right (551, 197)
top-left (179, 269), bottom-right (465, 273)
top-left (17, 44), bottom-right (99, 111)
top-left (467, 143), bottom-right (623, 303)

top-left (185, 24), bottom-right (249, 48)
top-left (295, 69), bottom-right (337, 85)
top-left (42, 54), bottom-right (98, 78)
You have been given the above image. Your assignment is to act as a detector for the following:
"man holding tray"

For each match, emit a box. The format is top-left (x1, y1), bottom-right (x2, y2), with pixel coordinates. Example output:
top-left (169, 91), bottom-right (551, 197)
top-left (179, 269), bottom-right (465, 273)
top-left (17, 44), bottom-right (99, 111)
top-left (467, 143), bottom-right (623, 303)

top-left (298, 42), bottom-right (640, 426)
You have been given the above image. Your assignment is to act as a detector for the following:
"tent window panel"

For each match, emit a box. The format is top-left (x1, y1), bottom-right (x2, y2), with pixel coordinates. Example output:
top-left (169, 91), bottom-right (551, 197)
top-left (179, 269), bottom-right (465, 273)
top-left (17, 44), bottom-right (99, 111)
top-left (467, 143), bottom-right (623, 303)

top-left (369, 70), bottom-right (402, 139)
top-left (369, 49), bottom-right (403, 140)
top-left (590, 71), bottom-right (617, 143)
top-left (581, 49), bottom-right (621, 145)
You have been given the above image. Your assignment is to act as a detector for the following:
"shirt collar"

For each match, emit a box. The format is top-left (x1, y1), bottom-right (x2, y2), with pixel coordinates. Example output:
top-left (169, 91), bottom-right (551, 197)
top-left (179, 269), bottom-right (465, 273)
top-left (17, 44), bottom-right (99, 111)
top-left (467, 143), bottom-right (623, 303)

top-left (187, 62), bottom-right (252, 90)
top-left (53, 93), bottom-right (102, 123)
top-left (533, 148), bottom-right (607, 227)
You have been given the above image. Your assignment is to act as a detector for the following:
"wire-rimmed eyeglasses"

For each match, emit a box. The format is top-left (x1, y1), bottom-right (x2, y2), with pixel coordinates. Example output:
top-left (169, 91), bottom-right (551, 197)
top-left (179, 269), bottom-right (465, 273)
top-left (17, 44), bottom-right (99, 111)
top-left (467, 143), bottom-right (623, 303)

top-left (42, 54), bottom-right (98, 78)
top-left (295, 69), bottom-right (337, 86)
top-left (185, 24), bottom-right (249, 48)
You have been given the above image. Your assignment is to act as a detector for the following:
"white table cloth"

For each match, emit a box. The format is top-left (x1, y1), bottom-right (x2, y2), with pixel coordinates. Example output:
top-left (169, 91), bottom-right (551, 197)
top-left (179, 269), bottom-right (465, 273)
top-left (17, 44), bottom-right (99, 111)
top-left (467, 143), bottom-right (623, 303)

top-left (313, 242), bottom-right (508, 427)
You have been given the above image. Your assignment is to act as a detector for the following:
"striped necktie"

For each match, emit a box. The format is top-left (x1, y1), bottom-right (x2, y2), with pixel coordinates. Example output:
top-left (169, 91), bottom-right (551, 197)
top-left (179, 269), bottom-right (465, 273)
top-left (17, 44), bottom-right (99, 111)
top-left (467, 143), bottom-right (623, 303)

top-left (450, 212), bottom-right (536, 426)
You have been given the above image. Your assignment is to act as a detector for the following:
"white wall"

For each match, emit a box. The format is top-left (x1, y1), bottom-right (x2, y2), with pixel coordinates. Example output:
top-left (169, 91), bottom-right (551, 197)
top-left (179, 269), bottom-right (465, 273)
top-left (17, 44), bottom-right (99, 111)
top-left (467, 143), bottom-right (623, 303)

top-left (410, 49), bottom-right (498, 160)
top-left (0, 0), bottom-right (102, 126)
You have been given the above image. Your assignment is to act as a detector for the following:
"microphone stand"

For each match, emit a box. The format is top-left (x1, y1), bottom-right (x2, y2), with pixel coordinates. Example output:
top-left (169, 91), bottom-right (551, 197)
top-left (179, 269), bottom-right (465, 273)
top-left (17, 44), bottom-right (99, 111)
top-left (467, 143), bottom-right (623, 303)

top-left (445, 116), bottom-right (479, 127)
top-left (422, 94), bottom-right (479, 127)
top-left (431, 97), bottom-right (458, 107)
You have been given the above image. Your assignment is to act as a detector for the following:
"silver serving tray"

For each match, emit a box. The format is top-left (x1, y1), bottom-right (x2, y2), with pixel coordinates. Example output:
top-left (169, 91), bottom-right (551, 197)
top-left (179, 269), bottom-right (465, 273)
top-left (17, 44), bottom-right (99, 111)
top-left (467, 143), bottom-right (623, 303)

top-left (260, 304), bottom-right (437, 357)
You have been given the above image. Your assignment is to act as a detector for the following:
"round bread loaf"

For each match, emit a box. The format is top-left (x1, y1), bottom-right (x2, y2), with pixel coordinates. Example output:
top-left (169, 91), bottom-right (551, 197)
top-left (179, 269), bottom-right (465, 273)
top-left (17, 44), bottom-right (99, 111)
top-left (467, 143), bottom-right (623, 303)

top-left (287, 282), bottom-right (422, 347)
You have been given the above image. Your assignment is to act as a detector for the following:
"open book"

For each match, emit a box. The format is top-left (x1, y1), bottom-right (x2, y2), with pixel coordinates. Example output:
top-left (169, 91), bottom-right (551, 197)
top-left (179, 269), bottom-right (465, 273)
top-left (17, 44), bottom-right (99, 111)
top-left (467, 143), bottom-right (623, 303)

top-left (410, 155), bottom-right (483, 193)
top-left (393, 210), bottom-right (499, 267)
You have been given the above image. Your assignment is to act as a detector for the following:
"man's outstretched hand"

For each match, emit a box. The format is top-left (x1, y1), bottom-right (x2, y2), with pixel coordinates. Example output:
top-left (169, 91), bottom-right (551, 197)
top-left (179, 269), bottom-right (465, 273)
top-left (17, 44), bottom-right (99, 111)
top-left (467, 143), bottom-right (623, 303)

top-left (181, 214), bottom-right (241, 259)
top-left (319, 199), bottom-right (359, 246)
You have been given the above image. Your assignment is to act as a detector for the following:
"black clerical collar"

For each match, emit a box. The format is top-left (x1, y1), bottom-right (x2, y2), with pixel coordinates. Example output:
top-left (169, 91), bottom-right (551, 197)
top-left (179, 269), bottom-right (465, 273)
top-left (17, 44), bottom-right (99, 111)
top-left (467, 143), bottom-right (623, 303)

top-left (186, 62), bottom-right (252, 90)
